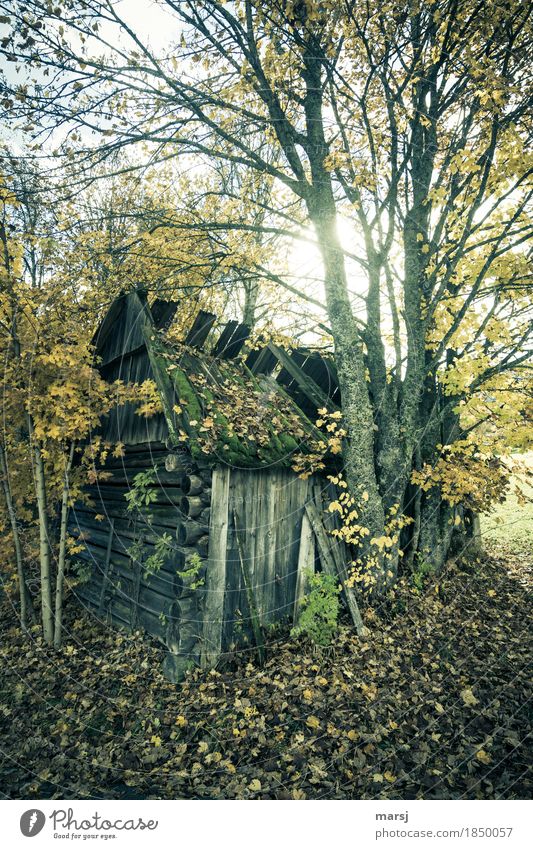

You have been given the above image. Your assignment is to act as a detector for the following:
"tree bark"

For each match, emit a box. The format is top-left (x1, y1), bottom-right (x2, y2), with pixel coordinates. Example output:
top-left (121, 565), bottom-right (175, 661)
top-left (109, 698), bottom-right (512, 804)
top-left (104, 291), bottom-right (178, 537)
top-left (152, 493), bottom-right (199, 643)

top-left (30, 422), bottom-right (54, 645)
top-left (0, 442), bottom-right (32, 629)
top-left (54, 441), bottom-right (75, 649)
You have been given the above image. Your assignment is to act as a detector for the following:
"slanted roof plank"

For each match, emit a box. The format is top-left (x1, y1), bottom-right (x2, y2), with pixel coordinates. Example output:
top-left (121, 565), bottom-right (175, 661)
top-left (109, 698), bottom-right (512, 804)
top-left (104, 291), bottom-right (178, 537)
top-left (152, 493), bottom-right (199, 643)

top-left (268, 342), bottom-right (339, 413)
top-left (184, 310), bottom-right (217, 349)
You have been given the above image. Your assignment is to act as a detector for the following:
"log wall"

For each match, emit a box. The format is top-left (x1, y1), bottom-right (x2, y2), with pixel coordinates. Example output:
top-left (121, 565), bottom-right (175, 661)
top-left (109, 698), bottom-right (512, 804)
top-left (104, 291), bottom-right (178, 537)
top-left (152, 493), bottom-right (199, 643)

top-left (70, 450), bottom-right (355, 681)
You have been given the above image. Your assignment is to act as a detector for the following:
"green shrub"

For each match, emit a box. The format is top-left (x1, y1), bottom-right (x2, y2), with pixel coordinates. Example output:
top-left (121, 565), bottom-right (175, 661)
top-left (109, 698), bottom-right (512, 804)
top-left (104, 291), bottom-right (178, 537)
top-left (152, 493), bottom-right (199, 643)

top-left (411, 556), bottom-right (436, 592)
top-left (291, 571), bottom-right (340, 646)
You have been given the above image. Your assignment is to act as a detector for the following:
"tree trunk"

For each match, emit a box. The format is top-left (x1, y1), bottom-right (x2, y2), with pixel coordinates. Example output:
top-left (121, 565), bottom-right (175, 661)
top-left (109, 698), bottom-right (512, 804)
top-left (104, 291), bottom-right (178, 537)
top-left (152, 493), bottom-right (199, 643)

top-left (54, 441), bottom-right (75, 649)
top-left (30, 424), bottom-right (54, 645)
top-left (417, 490), bottom-right (455, 572)
top-left (0, 442), bottom-right (32, 629)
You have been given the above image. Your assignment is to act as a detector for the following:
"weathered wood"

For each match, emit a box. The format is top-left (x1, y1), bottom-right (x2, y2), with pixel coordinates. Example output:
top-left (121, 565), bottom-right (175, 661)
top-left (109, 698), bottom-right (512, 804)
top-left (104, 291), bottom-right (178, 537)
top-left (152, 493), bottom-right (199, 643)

top-left (184, 310), bottom-right (216, 349)
top-left (103, 453), bottom-right (167, 469)
top-left (97, 519), bottom-right (115, 615)
top-left (176, 520), bottom-right (208, 545)
top-left (305, 499), bottom-right (365, 636)
top-left (69, 513), bottom-right (177, 549)
top-left (233, 510), bottom-right (265, 664)
top-left (72, 500), bottom-right (181, 526)
top-left (201, 466), bottom-right (230, 668)
top-left (245, 345), bottom-right (278, 376)
top-left (181, 474), bottom-right (204, 495)
top-left (197, 535), bottom-right (209, 557)
top-left (318, 488), bottom-right (365, 636)
top-left (103, 468), bottom-right (185, 486)
top-left (197, 468), bottom-right (213, 485)
top-left (150, 298), bottom-right (178, 331)
top-left (84, 484), bottom-right (184, 508)
top-left (129, 554), bottom-right (143, 631)
top-left (164, 453), bottom-right (190, 473)
top-left (304, 501), bottom-right (338, 579)
top-left (212, 320), bottom-right (250, 359)
top-left (120, 441), bottom-right (168, 454)
top-left (180, 495), bottom-right (205, 518)
top-left (293, 511), bottom-right (315, 624)
top-left (268, 342), bottom-right (338, 412)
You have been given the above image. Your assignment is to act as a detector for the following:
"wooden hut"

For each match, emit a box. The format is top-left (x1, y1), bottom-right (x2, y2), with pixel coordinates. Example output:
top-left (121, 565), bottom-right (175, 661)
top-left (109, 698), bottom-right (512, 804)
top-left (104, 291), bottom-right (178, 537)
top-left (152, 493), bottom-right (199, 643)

top-left (69, 291), bottom-right (362, 681)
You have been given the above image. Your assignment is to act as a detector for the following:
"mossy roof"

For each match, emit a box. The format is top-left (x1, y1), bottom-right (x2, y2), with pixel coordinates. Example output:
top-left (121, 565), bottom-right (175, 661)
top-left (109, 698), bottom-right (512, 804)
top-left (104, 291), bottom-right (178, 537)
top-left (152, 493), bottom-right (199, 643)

top-left (94, 291), bottom-right (335, 471)
top-left (142, 311), bottom-right (328, 471)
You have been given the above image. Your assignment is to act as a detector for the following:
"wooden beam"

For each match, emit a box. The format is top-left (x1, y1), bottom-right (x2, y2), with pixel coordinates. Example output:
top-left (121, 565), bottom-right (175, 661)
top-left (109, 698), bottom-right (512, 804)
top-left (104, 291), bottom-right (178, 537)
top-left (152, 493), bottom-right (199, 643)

top-left (268, 343), bottom-right (338, 412)
top-left (150, 299), bottom-right (178, 331)
top-left (305, 499), bottom-right (365, 636)
top-left (212, 321), bottom-right (250, 359)
top-left (200, 466), bottom-right (230, 668)
top-left (293, 511), bottom-right (315, 624)
top-left (233, 510), bottom-right (265, 665)
top-left (184, 310), bottom-right (216, 349)
top-left (245, 345), bottom-right (278, 375)
top-left (97, 518), bottom-right (115, 615)
top-left (304, 502), bottom-right (338, 579)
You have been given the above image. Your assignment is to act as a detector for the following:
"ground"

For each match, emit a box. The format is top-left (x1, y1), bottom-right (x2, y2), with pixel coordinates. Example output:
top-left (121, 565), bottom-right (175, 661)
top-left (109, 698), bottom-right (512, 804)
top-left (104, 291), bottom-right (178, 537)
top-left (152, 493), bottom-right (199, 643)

top-left (1, 514), bottom-right (531, 801)
top-left (481, 452), bottom-right (533, 556)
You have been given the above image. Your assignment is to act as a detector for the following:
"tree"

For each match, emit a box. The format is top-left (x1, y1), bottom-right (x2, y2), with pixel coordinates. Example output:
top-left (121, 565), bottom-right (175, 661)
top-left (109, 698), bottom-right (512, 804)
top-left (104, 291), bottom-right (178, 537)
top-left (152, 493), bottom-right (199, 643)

top-left (0, 167), bottom-right (159, 644)
top-left (1, 0), bottom-right (531, 589)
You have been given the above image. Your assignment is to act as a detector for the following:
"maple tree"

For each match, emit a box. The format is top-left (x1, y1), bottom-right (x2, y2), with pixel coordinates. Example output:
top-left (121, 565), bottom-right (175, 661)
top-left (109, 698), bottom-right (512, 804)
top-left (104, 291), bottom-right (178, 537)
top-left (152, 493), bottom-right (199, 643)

top-left (0, 0), bottom-right (531, 593)
top-left (0, 170), bottom-right (165, 644)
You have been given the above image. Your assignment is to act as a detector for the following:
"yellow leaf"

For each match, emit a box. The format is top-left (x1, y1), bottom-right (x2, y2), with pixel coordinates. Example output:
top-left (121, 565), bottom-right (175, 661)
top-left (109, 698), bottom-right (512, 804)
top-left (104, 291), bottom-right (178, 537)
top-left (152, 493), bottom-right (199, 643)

top-left (150, 735), bottom-right (162, 747)
top-left (384, 771), bottom-right (396, 783)
top-left (248, 779), bottom-right (262, 792)
top-left (476, 749), bottom-right (491, 764)
top-left (306, 715), bottom-right (320, 731)
top-left (373, 773), bottom-right (384, 783)
top-left (460, 687), bottom-right (479, 707)
top-left (175, 715), bottom-right (188, 727)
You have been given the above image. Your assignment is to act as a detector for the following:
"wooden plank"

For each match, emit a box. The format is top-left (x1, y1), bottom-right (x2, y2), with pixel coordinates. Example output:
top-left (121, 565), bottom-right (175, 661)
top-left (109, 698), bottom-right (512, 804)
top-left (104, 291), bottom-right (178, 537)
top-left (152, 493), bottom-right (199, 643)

top-left (304, 502), bottom-right (338, 579)
top-left (306, 496), bottom-right (365, 636)
top-left (130, 554), bottom-right (143, 631)
top-left (233, 510), bottom-right (265, 665)
top-left (293, 511), bottom-right (315, 624)
top-left (268, 342), bottom-right (338, 412)
top-left (263, 471), bottom-right (278, 624)
top-left (245, 344), bottom-right (279, 376)
top-left (320, 489), bottom-right (365, 636)
top-left (184, 310), bottom-right (216, 349)
top-left (200, 466), bottom-right (230, 668)
top-left (150, 299), bottom-right (178, 330)
top-left (97, 519), bottom-right (115, 615)
top-left (212, 321), bottom-right (250, 359)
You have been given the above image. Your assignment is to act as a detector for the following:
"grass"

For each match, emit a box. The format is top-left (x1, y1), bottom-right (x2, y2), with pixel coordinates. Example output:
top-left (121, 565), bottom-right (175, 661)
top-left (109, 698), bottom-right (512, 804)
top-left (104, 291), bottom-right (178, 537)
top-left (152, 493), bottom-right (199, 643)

top-left (481, 452), bottom-right (533, 555)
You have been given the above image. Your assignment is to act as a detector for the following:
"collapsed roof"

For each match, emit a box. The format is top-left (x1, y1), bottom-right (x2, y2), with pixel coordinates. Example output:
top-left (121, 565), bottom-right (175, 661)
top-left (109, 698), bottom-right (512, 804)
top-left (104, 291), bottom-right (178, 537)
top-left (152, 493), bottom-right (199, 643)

top-left (93, 291), bottom-right (342, 471)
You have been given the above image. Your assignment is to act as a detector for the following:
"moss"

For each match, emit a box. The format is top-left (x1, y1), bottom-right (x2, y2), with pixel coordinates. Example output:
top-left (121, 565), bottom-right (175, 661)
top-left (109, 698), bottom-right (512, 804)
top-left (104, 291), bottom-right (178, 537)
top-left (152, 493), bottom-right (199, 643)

top-left (147, 335), bottom-right (329, 469)
top-left (169, 365), bottom-right (203, 423)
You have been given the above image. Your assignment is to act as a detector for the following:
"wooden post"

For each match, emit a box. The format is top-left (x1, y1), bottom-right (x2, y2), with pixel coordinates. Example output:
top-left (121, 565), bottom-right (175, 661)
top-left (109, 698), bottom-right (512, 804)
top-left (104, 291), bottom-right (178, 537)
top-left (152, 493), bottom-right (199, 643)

top-left (98, 519), bottom-right (115, 615)
top-left (305, 501), bottom-right (365, 636)
top-left (233, 510), bottom-right (265, 665)
top-left (293, 510), bottom-right (315, 625)
top-left (200, 466), bottom-right (230, 668)
top-left (130, 554), bottom-right (142, 631)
